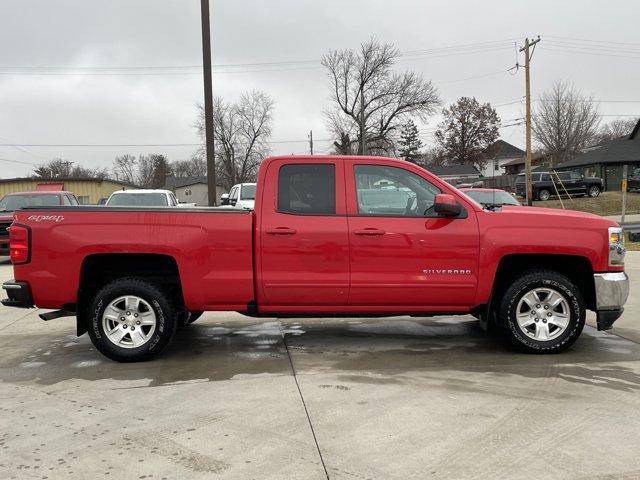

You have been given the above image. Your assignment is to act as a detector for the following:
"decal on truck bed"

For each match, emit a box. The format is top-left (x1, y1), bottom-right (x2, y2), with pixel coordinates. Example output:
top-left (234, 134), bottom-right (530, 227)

top-left (28, 215), bottom-right (65, 223)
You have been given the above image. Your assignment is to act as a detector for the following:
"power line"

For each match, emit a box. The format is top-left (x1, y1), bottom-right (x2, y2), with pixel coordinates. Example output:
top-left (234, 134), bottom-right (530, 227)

top-left (0, 138), bottom-right (337, 148)
top-left (0, 157), bottom-right (40, 166)
top-left (0, 38), bottom-right (520, 76)
top-left (545, 35), bottom-right (640, 48)
top-left (540, 45), bottom-right (640, 60)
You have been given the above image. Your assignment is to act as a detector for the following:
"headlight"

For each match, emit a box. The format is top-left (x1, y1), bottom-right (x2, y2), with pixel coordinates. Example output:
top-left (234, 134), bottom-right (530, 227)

top-left (609, 226), bottom-right (625, 267)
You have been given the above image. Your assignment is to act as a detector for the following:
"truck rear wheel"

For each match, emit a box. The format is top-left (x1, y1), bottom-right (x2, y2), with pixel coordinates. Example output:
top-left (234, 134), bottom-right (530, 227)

top-left (87, 278), bottom-right (178, 362)
top-left (499, 270), bottom-right (585, 353)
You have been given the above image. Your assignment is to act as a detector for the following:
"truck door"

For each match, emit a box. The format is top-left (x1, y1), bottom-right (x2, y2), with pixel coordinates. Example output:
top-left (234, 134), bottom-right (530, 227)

top-left (345, 160), bottom-right (479, 308)
top-left (257, 159), bottom-right (349, 307)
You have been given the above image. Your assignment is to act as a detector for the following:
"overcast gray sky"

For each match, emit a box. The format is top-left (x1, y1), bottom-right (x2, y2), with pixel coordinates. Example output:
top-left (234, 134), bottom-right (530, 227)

top-left (1, 0), bottom-right (639, 178)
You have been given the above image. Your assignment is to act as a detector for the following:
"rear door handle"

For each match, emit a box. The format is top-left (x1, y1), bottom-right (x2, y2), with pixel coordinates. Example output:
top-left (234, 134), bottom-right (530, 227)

top-left (354, 228), bottom-right (386, 236)
top-left (266, 227), bottom-right (297, 235)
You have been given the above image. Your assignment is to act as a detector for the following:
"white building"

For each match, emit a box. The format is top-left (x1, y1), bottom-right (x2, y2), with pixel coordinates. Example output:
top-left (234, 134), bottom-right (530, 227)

top-left (478, 140), bottom-right (525, 177)
top-left (165, 176), bottom-right (225, 206)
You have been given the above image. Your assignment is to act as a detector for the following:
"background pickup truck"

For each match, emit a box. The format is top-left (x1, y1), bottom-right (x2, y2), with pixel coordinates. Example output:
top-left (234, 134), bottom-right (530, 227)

top-left (2, 156), bottom-right (630, 362)
top-left (515, 171), bottom-right (605, 201)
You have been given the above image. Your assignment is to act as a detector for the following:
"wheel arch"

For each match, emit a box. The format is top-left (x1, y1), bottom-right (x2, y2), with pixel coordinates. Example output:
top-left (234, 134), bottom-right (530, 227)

top-left (76, 253), bottom-right (183, 336)
top-left (488, 254), bottom-right (596, 320)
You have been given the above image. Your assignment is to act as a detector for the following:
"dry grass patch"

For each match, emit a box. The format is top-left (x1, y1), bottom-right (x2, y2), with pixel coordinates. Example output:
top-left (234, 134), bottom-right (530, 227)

top-left (531, 191), bottom-right (640, 217)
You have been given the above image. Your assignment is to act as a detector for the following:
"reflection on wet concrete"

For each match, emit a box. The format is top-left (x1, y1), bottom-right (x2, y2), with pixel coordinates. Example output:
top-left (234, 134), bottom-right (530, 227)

top-left (2, 316), bottom-right (640, 393)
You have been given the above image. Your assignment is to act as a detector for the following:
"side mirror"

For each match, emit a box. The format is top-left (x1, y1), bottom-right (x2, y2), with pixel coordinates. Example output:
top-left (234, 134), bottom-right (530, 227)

top-left (220, 193), bottom-right (230, 206)
top-left (433, 193), bottom-right (462, 217)
top-left (229, 198), bottom-right (237, 206)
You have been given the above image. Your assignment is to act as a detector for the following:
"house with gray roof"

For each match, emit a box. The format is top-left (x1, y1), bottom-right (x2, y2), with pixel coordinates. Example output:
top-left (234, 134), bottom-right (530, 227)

top-left (478, 140), bottom-right (525, 177)
top-left (556, 119), bottom-right (640, 191)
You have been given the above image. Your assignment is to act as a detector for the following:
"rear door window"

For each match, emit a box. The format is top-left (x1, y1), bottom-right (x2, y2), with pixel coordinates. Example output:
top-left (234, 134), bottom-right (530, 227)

top-left (278, 164), bottom-right (335, 215)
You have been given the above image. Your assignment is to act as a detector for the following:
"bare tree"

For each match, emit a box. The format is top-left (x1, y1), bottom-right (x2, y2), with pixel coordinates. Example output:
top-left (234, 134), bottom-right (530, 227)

top-left (434, 97), bottom-right (500, 169)
top-left (172, 155), bottom-right (207, 178)
top-left (322, 38), bottom-right (440, 156)
top-left (420, 146), bottom-right (447, 167)
top-left (532, 81), bottom-right (600, 165)
top-left (112, 154), bottom-right (137, 184)
top-left (595, 117), bottom-right (639, 143)
top-left (136, 155), bottom-right (155, 188)
top-left (196, 91), bottom-right (274, 189)
top-left (34, 158), bottom-right (109, 180)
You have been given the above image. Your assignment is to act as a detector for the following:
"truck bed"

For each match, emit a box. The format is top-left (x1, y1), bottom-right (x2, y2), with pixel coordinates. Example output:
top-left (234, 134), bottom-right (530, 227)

top-left (11, 206), bottom-right (254, 311)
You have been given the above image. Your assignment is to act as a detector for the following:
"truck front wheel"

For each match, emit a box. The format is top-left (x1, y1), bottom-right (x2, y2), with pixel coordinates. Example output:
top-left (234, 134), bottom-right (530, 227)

top-left (499, 270), bottom-right (585, 353)
top-left (87, 278), bottom-right (178, 362)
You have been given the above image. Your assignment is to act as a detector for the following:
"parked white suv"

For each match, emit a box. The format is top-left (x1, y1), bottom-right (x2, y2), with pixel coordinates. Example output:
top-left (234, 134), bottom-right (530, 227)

top-left (221, 183), bottom-right (256, 210)
top-left (105, 189), bottom-right (179, 207)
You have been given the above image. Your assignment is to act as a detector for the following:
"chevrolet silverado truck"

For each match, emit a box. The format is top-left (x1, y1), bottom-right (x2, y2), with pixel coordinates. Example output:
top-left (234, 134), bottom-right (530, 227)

top-left (1, 156), bottom-right (630, 362)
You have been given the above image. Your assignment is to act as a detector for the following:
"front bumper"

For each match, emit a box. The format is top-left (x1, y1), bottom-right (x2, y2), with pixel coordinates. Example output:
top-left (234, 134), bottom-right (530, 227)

top-left (1, 280), bottom-right (33, 308)
top-left (594, 272), bottom-right (629, 330)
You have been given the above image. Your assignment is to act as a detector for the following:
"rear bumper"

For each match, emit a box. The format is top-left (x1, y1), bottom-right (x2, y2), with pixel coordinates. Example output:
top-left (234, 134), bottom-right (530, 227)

top-left (1, 280), bottom-right (33, 308)
top-left (594, 272), bottom-right (629, 330)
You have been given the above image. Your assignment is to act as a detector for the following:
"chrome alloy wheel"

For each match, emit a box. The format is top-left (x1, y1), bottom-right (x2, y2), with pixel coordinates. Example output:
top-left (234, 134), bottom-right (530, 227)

top-left (516, 288), bottom-right (570, 341)
top-left (102, 296), bottom-right (157, 349)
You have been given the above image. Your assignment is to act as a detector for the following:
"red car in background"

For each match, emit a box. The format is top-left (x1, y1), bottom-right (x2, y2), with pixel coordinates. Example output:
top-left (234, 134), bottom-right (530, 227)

top-left (0, 191), bottom-right (79, 256)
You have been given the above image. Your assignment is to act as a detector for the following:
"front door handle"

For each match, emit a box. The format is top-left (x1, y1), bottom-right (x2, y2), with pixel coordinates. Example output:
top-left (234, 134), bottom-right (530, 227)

top-left (266, 227), bottom-right (297, 235)
top-left (354, 228), bottom-right (386, 236)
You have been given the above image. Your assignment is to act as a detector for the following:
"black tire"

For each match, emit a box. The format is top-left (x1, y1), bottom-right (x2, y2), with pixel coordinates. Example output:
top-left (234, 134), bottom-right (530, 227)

top-left (587, 185), bottom-right (601, 197)
top-left (499, 270), bottom-right (585, 353)
top-left (87, 277), bottom-right (177, 362)
top-left (537, 189), bottom-right (551, 201)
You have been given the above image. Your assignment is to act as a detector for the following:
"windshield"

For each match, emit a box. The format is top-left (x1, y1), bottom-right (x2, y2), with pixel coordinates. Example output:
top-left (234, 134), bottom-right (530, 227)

top-left (106, 193), bottom-right (168, 207)
top-left (240, 184), bottom-right (256, 200)
top-left (464, 190), bottom-right (520, 206)
top-left (515, 174), bottom-right (525, 184)
top-left (0, 194), bottom-right (60, 212)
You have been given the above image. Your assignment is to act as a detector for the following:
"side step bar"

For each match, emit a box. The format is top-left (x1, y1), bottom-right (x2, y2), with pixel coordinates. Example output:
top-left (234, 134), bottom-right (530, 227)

top-left (39, 310), bottom-right (75, 321)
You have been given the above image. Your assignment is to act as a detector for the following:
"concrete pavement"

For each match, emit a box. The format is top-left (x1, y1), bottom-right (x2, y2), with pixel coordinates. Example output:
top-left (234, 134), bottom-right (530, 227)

top-left (0, 255), bottom-right (639, 479)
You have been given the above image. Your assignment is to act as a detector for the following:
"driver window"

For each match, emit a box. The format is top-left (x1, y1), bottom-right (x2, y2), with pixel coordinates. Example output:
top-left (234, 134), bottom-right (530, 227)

top-left (354, 165), bottom-right (440, 217)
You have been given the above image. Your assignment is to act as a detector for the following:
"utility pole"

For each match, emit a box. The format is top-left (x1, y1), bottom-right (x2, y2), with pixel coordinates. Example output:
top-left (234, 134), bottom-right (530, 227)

top-left (622, 164), bottom-right (628, 224)
top-left (61, 160), bottom-right (74, 175)
top-left (200, 0), bottom-right (217, 206)
top-left (308, 130), bottom-right (314, 155)
top-left (360, 87), bottom-right (367, 155)
top-left (520, 36), bottom-right (541, 206)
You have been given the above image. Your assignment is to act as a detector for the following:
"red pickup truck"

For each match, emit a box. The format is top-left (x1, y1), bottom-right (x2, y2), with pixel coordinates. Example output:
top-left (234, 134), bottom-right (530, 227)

top-left (2, 156), bottom-right (630, 362)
